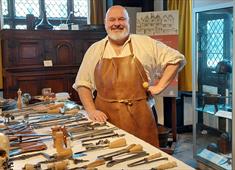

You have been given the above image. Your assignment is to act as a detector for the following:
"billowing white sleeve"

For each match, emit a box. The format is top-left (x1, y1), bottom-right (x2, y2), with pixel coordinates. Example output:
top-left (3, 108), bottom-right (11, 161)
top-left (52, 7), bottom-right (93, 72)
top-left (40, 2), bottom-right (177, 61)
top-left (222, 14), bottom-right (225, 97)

top-left (153, 40), bottom-right (186, 74)
top-left (73, 44), bottom-right (98, 91)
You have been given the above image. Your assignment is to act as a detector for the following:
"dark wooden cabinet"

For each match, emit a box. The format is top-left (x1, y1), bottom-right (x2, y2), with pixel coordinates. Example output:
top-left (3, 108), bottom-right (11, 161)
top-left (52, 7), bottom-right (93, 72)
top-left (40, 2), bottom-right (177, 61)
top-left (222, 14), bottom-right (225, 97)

top-left (0, 29), bottom-right (106, 102)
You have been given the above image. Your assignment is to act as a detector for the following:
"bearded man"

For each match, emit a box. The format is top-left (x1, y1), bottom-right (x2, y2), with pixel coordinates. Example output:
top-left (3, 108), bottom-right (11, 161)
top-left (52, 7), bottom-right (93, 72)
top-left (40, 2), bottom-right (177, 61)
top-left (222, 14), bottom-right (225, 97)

top-left (73, 5), bottom-right (186, 147)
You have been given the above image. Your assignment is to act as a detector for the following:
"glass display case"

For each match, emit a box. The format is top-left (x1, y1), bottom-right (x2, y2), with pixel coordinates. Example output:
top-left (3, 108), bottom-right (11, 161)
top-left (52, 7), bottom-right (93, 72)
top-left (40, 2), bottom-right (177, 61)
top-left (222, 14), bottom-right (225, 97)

top-left (192, 2), bottom-right (234, 170)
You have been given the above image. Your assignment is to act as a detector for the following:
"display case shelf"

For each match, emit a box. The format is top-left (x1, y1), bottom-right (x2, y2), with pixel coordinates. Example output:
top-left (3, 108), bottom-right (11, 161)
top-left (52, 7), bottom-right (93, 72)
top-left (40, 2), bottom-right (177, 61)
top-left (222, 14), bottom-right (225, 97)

top-left (196, 105), bottom-right (232, 116)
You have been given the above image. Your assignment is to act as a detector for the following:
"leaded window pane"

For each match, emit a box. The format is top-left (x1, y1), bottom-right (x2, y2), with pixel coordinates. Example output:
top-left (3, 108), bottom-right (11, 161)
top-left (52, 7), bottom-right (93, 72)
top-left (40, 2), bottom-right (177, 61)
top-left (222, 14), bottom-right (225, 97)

top-left (2, 0), bottom-right (8, 15)
top-left (15, 0), bottom-right (40, 17)
top-left (1, 0), bottom-right (88, 29)
top-left (206, 19), bottom-right (224, 68)
top-left (74, 0), bottom-right (88, 17)
top-left (45, 0), bottom-right (67, 18)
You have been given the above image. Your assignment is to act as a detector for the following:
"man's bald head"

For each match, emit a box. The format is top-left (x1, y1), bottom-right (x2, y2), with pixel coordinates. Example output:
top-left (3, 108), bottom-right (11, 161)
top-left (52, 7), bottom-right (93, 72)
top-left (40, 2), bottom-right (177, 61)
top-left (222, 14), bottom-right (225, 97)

top-left (105, 5), bottom-right (129, 21)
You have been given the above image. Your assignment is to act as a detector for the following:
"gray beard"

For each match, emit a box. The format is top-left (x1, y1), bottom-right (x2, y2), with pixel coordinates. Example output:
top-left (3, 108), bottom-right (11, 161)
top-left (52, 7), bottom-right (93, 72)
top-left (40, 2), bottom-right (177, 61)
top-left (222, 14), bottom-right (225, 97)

top-left (108, 31), bottom-right (129, 41)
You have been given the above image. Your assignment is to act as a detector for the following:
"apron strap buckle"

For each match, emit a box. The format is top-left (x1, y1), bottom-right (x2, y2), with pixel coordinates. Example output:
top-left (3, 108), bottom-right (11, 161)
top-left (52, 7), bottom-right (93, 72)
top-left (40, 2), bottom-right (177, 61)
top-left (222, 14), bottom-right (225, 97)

top-left (118, 100), bottom-right (133, 106)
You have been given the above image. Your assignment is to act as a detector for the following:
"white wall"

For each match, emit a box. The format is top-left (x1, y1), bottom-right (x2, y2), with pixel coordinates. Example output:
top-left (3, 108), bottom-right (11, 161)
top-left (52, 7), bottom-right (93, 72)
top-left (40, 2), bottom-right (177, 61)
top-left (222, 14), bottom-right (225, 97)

top-left (125, 7), bottom-right (142, 33)
top-left (154, 0), bottom-right (164, 11)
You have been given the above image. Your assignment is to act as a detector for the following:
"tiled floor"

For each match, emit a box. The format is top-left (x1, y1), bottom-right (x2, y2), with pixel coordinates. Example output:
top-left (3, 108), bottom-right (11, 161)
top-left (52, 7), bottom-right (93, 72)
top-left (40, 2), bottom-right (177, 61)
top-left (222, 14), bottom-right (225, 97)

top-left (173, 132), bottom-right (198, 169)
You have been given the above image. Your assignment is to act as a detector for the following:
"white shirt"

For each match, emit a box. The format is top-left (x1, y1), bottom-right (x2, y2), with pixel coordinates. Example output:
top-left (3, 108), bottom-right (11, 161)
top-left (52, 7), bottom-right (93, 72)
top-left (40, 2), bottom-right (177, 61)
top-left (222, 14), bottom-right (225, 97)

top-left (73, 34), bottom-right (186, 91)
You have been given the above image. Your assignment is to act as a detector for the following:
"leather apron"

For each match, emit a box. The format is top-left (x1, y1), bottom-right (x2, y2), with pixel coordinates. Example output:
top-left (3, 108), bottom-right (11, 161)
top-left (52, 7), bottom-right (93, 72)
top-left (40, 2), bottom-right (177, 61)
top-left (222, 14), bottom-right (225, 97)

top-left (94, 41), bottom-right (159, 147)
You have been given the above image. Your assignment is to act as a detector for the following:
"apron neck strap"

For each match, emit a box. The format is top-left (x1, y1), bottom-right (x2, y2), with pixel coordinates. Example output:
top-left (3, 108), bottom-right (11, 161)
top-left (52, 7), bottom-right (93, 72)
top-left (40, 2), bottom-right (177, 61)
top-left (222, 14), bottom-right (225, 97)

top-left (101, 37), bottom-right (133, 58)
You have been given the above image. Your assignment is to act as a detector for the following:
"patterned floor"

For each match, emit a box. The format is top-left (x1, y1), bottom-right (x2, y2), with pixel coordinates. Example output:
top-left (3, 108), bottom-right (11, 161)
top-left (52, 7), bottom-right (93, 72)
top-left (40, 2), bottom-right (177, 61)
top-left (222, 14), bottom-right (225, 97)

top-left (173, 133), bottom-right (198, 169)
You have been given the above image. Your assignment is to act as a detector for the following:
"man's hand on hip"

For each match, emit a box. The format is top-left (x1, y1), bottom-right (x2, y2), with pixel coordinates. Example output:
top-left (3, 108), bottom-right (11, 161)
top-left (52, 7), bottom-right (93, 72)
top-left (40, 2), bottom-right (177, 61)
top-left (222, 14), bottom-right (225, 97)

top-left (88, 109), bottom-right (108, 122)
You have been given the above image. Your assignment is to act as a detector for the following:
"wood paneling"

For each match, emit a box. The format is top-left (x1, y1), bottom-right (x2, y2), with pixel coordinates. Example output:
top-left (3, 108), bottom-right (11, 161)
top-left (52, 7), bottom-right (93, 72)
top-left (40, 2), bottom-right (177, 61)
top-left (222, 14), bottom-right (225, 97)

top-left (0, 29), bottom-right (106, 102)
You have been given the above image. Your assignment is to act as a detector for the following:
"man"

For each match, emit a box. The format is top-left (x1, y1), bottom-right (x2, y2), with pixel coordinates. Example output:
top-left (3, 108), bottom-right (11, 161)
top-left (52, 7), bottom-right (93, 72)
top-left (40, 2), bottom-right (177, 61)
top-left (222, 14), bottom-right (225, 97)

top-left (73, 5), bottom-right (186, 147)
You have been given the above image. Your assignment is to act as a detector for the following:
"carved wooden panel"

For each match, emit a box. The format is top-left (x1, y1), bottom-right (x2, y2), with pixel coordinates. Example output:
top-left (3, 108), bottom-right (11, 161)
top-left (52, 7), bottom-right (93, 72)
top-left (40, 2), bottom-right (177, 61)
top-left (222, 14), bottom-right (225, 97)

top-left (55, 40), bottom-right (74, 65)
top-left (18, 40), bottom-right (43, 65)
top-left (0, 29), bottom-right (106, 101)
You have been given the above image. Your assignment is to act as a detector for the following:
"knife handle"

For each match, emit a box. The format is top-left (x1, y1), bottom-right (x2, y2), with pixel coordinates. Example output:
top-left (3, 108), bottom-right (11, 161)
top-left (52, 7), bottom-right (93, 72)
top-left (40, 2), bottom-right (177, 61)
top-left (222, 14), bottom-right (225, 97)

top-left (129, 144), bottom-right (143, 153)
top-left (21, 142), bottom-right (47, 153)
top-left (147, 152), bottom-right (162, 161)
top-left (155, 161), bottom-right (177, 170)
top-left (87, 159), bottom-right (105, 168)
top-left (108, 138), bottom-right (126, 148)
top-left (98, 144), bottom-right (136, 158)
top-left (47, 160), bottom-right (69, 170)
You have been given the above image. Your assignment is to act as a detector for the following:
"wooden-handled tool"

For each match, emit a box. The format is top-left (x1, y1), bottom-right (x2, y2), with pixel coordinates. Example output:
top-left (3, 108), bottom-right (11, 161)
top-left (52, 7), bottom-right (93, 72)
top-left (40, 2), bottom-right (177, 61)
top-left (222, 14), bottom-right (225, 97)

top-left (127, 153), bottom-right (169, 167)
top-left (108, 138), bottom-right (126, 148)
top-left (11, 141), bottom-right (46, 150)
top-left (88, 138), bottom-right (127, 149)
top-left (129, 144), bottom-right (143, 153)
top-left (47, 160), bottom-right (69, 170)
top-left (74, 138), bottom-right (127, 155)
top-left (151, 161), bottom-right (177, 170)
top-left (10, 142), bottom-right (47, 157)
top-left (86, 159), bottom-right (106, 168)
top-left (106, 151), bottom-right (149, 167)
top-left (23, 164), bottom-right (41, 170)
top-left (77, 158), bottom-right (106, 169)
top-left (54, 131), bottom-right (72, 159)
top-left (98, 144), bottom-right (143, 161)
top-left (147, 153), bottom-right (162, 160)
top-left (97, 144), bottom-right (136, 159)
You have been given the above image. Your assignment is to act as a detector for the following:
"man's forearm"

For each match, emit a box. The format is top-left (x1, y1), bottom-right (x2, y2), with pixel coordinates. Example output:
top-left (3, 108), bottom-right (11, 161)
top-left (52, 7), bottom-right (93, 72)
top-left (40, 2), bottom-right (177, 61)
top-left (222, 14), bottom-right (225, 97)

top-left (77, 86), bottom-right (96, 113)
top-left (149, 63), bottom-right (180, 94)
top-left (157, 63), bottom-right (180, 92)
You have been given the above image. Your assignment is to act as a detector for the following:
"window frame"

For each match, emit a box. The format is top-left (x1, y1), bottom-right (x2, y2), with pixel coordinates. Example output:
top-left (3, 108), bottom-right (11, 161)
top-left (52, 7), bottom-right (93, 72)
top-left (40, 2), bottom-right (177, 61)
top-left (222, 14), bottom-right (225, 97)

top-left (2, 0), bottom-right (88, 29)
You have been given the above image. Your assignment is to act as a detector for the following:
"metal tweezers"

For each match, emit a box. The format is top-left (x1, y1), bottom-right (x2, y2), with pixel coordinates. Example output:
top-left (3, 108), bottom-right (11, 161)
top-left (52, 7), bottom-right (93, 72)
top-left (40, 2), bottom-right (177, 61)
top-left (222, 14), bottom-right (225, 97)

top-left (127, 157), bottom-right (168, 167)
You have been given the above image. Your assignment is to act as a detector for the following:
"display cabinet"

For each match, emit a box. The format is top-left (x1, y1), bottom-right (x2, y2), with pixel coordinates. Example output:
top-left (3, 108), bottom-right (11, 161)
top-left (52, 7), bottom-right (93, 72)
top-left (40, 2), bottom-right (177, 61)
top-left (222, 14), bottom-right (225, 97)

top-left (192, 2), bottom-right (234, 170)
